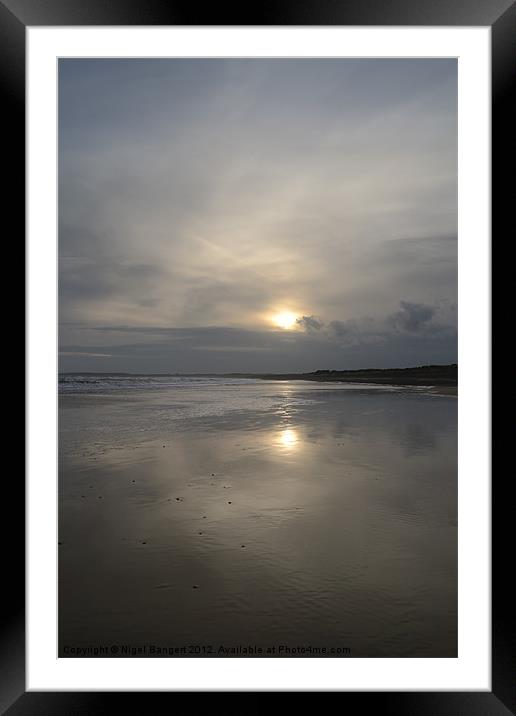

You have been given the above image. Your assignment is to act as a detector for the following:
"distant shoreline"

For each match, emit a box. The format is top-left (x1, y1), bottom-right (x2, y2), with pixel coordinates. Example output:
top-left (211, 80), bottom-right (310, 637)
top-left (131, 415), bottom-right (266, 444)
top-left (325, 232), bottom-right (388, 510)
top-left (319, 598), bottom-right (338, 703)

top-left (245, 365), bottom-right (457, 393)
top-left (60, 364), bottom-right (457, 393)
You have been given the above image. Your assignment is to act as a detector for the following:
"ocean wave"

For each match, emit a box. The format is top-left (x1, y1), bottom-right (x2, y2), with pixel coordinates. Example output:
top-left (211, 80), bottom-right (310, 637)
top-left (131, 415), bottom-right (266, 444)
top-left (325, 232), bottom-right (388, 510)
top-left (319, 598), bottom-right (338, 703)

top-left (58, 374), bottom-right (260, 394)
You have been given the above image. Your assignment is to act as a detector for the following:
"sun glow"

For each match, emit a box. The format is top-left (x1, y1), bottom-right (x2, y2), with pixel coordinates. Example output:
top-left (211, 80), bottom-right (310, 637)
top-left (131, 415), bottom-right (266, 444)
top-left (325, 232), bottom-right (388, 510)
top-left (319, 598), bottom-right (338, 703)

top-left (278, 428), bottom-right (298, 449)
top-left (274, 311), bottom-right (298, 330)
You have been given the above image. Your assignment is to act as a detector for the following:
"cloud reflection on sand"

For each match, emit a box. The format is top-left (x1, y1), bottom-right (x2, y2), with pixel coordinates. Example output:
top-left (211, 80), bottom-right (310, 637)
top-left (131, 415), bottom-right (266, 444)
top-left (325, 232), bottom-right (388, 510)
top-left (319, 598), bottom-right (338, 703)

top-left (59, 380), bottom-right (457, 657)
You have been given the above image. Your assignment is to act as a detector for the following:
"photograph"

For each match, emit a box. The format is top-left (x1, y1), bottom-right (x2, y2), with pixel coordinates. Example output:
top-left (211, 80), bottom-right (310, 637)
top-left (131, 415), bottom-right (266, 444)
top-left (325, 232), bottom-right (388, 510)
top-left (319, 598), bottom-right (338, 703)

top-left (57, 57), bottom-right (458, 658)
top-left (0, 0), bottom-right (501, 703)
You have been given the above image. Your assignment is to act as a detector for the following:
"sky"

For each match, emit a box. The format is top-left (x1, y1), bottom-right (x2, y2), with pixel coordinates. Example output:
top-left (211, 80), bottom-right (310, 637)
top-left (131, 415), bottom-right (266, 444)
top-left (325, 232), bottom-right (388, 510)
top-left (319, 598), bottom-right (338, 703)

top-left (58, 58), bottom-right (457, 374)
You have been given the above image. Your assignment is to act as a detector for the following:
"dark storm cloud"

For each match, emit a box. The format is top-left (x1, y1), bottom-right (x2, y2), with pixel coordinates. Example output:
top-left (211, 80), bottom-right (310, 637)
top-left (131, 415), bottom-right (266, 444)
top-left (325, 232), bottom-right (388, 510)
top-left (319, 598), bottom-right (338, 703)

top-left (296, 316), bottom-right (324, 332)
top-left (328, 319), bottom-right (380, 347)
top-left (59, 58), bottom-right (457, 372)
top-left (391, 301), bottom-right (435, 333)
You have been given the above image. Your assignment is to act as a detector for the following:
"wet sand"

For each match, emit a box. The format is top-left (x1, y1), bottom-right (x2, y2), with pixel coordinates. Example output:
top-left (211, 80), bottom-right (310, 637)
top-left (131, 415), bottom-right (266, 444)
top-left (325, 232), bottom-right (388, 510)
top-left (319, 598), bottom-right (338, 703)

top-left (428, 386), bottom-right (458, 397)
top-left (59, 380), bottom-right (457, 657)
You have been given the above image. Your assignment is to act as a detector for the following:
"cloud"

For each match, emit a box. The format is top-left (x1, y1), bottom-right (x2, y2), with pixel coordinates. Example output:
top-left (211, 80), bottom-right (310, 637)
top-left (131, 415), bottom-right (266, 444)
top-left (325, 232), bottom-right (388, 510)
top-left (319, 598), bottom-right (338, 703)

top-left (328, 319), bottom-right (363, 346)
top-left (390, 301), bottom-right (436, 333)
top-left (309, 300), bottom-right (454, 347)
top-left (58, 59), bottom-right (457, 372)
top-left (59, 296), bottom-right (456, 374)
top-left (296, 315), bottom-right (324, 332)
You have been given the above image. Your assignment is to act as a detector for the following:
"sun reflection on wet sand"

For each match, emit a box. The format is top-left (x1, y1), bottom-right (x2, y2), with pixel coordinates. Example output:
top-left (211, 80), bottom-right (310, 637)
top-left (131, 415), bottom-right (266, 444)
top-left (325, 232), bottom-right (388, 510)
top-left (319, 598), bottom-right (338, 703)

top-left (59, 380), bottom-right (457, 657)
top-left (277, 428), bottom-right (299, 450)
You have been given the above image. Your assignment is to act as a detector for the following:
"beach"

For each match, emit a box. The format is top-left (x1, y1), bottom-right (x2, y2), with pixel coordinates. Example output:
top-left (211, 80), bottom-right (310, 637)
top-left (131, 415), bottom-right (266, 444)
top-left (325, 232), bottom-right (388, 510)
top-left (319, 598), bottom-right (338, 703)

top-left (59, 376), bottom-right (457, 657)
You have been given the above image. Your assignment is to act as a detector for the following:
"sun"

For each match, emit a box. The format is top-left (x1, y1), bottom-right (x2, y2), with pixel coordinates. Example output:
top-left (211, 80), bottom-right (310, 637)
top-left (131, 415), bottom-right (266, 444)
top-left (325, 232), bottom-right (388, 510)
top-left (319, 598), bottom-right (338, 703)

top-left (274, 311), bottom-right (298, 330)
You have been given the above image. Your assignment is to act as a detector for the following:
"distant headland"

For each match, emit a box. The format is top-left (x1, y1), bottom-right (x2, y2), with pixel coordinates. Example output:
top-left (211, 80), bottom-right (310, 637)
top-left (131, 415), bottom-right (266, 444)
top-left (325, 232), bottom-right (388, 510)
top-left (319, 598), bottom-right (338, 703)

top-left (233, 364), bottom-right (458, 389)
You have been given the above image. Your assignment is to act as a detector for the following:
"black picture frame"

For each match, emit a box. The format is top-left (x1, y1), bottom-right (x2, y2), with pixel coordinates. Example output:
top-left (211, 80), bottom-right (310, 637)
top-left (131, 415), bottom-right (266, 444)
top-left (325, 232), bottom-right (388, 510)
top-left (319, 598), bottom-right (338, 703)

top-left (6, 0), bottom-right (509, 710)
